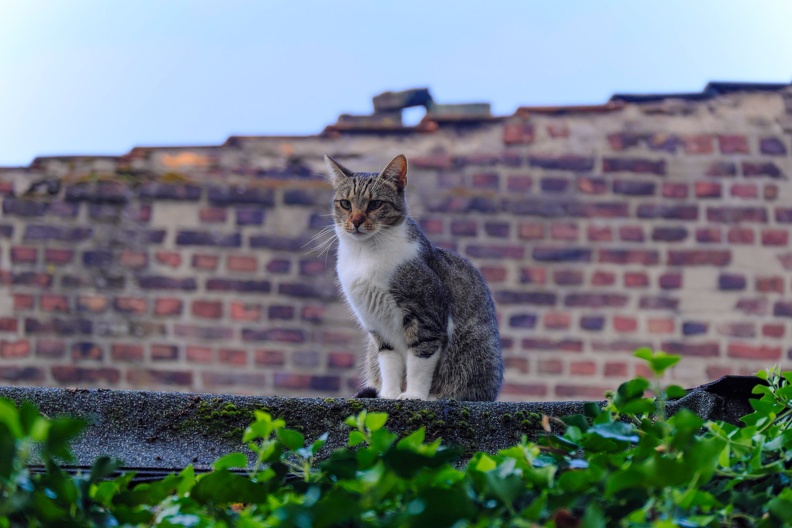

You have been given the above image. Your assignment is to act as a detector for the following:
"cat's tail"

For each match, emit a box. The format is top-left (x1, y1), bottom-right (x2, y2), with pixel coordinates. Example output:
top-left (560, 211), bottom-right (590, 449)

top-left (353, 387), bottom-right (378, 398)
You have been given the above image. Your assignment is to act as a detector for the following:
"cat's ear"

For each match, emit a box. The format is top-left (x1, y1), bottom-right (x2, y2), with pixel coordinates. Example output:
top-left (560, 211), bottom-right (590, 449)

top-left (324, 155), bottom-right (354, 187)
top-left (380, 154), bottom-right (408, 192)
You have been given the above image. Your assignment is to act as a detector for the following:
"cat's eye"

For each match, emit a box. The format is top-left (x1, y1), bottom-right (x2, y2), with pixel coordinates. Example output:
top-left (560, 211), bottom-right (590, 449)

top-left (338, 200), bottom-right (352, 210)
top-left (367, 200), bottom-right (383, 212)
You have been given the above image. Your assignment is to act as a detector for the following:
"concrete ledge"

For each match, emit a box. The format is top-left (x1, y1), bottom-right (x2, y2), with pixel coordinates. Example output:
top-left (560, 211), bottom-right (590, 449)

top-left (0, 376), bottom-right (761, 473)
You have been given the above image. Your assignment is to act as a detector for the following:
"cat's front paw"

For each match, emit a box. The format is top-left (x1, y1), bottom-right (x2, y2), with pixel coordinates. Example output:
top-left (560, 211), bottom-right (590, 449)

top-left (379, 389), bottom-right (401, 399)
top-left (396, 392), bottom-right (427, 401)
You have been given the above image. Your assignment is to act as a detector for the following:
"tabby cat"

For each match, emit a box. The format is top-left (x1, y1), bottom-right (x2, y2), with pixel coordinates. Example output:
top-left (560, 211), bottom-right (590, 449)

top-left (325, 154), bottom-right (503, 401)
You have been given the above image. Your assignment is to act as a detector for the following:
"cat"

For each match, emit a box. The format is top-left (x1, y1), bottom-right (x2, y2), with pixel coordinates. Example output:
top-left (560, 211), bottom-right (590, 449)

top-left (324, 153), bottom-right (503, 401)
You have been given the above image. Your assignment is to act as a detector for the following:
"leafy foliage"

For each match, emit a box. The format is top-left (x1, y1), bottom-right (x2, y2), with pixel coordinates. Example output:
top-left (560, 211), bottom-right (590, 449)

top-left (2, 352), bottom-right (792, 526)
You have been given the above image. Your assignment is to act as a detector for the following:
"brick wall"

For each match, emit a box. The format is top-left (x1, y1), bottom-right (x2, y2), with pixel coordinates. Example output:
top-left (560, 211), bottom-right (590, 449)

top-left (1, 85), bottom-right (791, 400)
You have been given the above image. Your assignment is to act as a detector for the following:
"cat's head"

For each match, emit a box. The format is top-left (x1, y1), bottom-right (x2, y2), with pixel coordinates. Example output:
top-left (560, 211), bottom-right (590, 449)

top-left (324, 154), bottom-right (408, 240)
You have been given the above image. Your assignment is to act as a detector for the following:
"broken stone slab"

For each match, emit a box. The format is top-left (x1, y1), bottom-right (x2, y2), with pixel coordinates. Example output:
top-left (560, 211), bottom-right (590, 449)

top-left (0, 376), bottom-right (763, 474)
top-left (372, 88), bottom-right (433, 112)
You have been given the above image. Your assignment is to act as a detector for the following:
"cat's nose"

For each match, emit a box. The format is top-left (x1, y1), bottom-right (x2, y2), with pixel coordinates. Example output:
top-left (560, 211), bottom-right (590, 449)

top-left (351, 214), bottom-right (365, 228)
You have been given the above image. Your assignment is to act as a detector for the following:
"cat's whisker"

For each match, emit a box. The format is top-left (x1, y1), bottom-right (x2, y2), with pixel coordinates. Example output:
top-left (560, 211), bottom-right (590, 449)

top-left (302, 226), bottom-right (336, 247)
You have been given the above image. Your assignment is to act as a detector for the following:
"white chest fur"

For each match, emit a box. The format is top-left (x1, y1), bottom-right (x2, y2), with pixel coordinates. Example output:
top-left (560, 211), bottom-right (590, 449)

top-left (336, 224), bottom-right (419, 348)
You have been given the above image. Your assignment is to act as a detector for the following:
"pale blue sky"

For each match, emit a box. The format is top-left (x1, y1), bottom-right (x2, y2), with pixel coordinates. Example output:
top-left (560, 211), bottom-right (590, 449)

top-left (1, 1), bottom-right (790, 166)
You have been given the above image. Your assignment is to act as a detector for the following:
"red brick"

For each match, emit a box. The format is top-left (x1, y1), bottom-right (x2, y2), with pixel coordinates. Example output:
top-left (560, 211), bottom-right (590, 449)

top-left (765, 184), bottom-right (779, 201)
top-left (503, 356), bottom-right (529, 374)
top-left (761, 229), bottom-right (788, 246)
top-left (119, 250), bottom-right (148, 269)
top-left (716, 322), bottom-right (756, 338)
top-left (230, 302), bottom-right (262, 321)
top-left (569, 361), bottom-right (597, 376)
top-left (547, 123), bottom-right (569, 138)
top-left (695, 181), bottom-right (722, 198)
top-left (503, 121), bottom-right (534, 145)
top-left (553, 269), bottom-right (583, 286)
top-left (151, 344), bottom-right (179, 361)
top-left (40, 294), bottom-right (69, 313)
top-left (696, 227), bottom-right (722, 243)
top-left (154, 298), bottom-right (183, 316)
top-left (718, 135), bottom-right (749, 154)
top-left (155, 251), bottom-right (182, 268)
top-left (199, 207), bottom-right (227, 223)
top-left (299, 305), bottom-right (324, 323)
top-left (521, 338), bottom-right (583, 353)
top-left (727, 227), bottom-right (755, 245)
top-left (506, 175), bottom-right (532, 192)
top-left (70, 296), bottom-right (105, 315)
top-left (255, 349), bottom-right (285, 367)
top-left (518, 223), bottom-right (544, 240)
top-left (192, 254), bottom-right (219, 271)
top-left (537, 359), bottom-right (563, 375)
top-left (667, 250), bottom-right (731, 267)
top-left (604, 362), bottom-right (628, 377)
top-left (127, 369), bottom-right (193, 387)
top-left (13, 294), bottom-right (34, 310)
top-left (618, 226), bottom-right (644, 242)
top-left (480, 266), bottom-right (507, 283)
top-left (44, 248), bottom-right (74, 264)
top-left (544, 312), bottom-right (571, 330)
top-left (682, 135), bottom-right (713, 154)
top-left (419, 218), bottom-right (444, 234)
top-left (591, 270), bottom-right (616, 286)
top-left (551, 223), bottom-right (578, 241)
top-left (0, 318), bottom-right (16, 332)
top-left (472, 172), bottom-right (499, 189)
top-left (501, 383), bottom-right (548, 398)
top-left (624, 272), bottom-right (649, 288)
top-left (11, 246), bottom-right (38, 264)
top-left (662, 183), bottom-right (689, 199)
top-left (661, 341), bottom-right (720, 357)
top-left (219, 348), bottom-right (247, 366)
top-left (587, 225), bottom-right (612, 242)
top-left (71, 342), bottom-right (103, 361)
top-left (756, 276), bottom-right (784, 293)
top-left (727, 343), bottom-right (781, 360)
top-left (519, 267), bottom-right (547, 285)
top-left (328, 352), bottom-right (356, 369)
top-left (634, 364), bottom-right (654, 379)
top-left (613, 316), bottom-right (637, 333)
top-left (762, 324), bottom-right (785, 339)
top-left (111, 343), bottom-right (144, 362)
top-left (555, 385), bottom-right (611, 399)
top-left (227, 254), bottom-right (258, 273)
top-left (648, 318), bottom-right (675, 334)
top-left (273, 373), bottom-right (312, 390)
top-left (36, 339), bottom-right (65, 358)
top-left (577, 177), bottom-right (607, 194)
top-left (0, 340), bottom-right (30, 358)
top-left (299, 259), bottom-right (328, 276)
top-left (53, 366), bottom-right (121, 385)
top-left (731, 183), bottom-right (758, 199)
top-left (112, 296), bottom-right (145, 314)
top-left (659, 272), bottom-right (683, 290)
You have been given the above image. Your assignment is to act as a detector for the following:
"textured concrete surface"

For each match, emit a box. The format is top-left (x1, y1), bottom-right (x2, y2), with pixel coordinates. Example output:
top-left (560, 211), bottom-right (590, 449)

top-left (0, 377), bottom-right (761, 473)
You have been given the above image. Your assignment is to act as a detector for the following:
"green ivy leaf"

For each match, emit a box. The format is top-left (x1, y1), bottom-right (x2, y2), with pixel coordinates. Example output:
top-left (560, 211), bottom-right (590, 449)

top-left (276, 428), bottom-right (305, 451)
top-left (348, 430), bottom-right (367, 447)
top-left (212, 452), bottom-right (248, 471)
top-left (364, 412), bottom-right (388, 432)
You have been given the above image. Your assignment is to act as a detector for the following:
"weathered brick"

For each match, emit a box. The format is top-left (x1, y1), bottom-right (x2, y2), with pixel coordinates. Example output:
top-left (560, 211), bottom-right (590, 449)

top-left (565, 293), bottom-right (628, 308)
top-left (53, 366), bottom-right (121, 384)
top-left (682, 322), bottom-right (708, 336)
top-left (591, 340), bottom-right (653, 353)
top-left (13, 294), bottom-right (35, 311)
top-left (40, 294), bottom-right (69, 313)
top-left (203, 372), bottom-right (266, 387)
top-left (277, 283), bottom-right (330, 299)
top-left (613, 180), bottom-right (655, 196)
top-left (467, 245), bottom-right (524, 259)
top-left (742, 162), bottom-right (783, 179)
top-left (637, 204), bottom-right (698, 220)
top-left (153, 251), bottom-right (181, 268)
top-left (409, 154), bottom-right (453, 169)
top-left (659, 272), bottom-right (683, 290)
top-left (543, 312), bottom-right (571, 330)
top-left (126, 369), bottom-right (192, 386)
top-left (176, 230), bottom-right (241, 247)
top-left (661, 183), bottom-right (689, 199)
top-left (540, 177), bottom-right (569, 193)
top-left (0, 340), bottom-right (30, 358)
top-left (138, 276), bottom-right (197, 290)
top-left (760, 137), bottom-right (787, 155)
top-left (174, 324), bottom-right (233, 340)
top-left (518, 223), bottom-right (544, 240)
top-left (537, 359), bottom-right (563, 375)
top-left (236, 208), bottom-right (265, 226)
top-left (119, 250), bottom-right (148, 269)
top-left (756, 276), bottom-right (784, 293)
top-left (604, 362), bottom-right (628, 377)
top-left (613, 316), bottom-right (637, 333)
top-left (694, 181), bottom-right (722, 198)
top-left (521, 338), bottom-right (583, 352)
top-left (225, 254), bottom-right (258, 273)
top-left (3, 198), bottom-right (49, 217)
top-left (284, 189), bottom-right (326, 206)
top-left (599, 249), bottom-right (659, 265)
top-left (495, 291), bottom-right (556, 305)
top-left (0, 224), bottom-right (11, 238)
top-left (25, 317), bottom-right (92, 336)
top-left (450, 219), bottom-right (478, 236)
top-left (44, 248), bottom-right (74, 265)
top-left (139, 182), bottom-right (202, 201)
top-left (82, 250), bottom-right (113, 267)
top-left (255, 349), bottom-right (285, 367)
top-left (186, 345), bottom-right (213, 363)
top-left (0, 318), bottom-right (16, 332)
top-left (35, 339), bottom-right (66, 358)
top-left (13, 272), bottom-right (52, 288)
top-left (508, 313), bottom-right (537, 329)
top-left (471, 173), bottom-right (499, 189)
top-left (229, 302), bottom-right (262, 322)
top-left (648, 318), bottom-right (674, 334)
top-left (149, 344), bottom-right (178, 361)
top-left (667, 250), bottom-right (731, 266)
top-left (591, 270), bottom-right (616, 286)
top-left (71, 342), bottom-right (103, 361)
top-left (250, 235), bottom-right (307, 251)
top-left (242, 328), bottom-right (307, 343)
top-left (716, 322), bottom-right (756, 338)
top-left (153, 298), bottom-right (183, 316)
top-left (661, 341), bottom-right (719, 357)
top-left (764, 184), bottom-right (779, 201)
top-left (587, 225), bottom-right (612, 242)
top-left (528, 155), bottom-right (594, 172)
top-left (207, 185), bottom-right (275, 206)
top-left (532, 247), bottom-right (590, 262)
top-left (506, 175), bottom-right (532, 192)
top-left (569, 361), bottom-right (597, 376)
top-left (727, 227), bottom-right (755, 244)
top-left (0, 367), bottom-right (45, 382)
top-left (580, 315), bottom-right (605, 331)
top-left (199, 207), bottom-right (227, 223)
top-left (706, 161), bottom-right (737, 177)
top-left (718, 135), bottom-right (749, 154)
top-left (682, 135), bottom-right (713, 154)
top-left (268, 305), bottom-right (295, 320)
top-left (11, 246), bottom-right (37, 264)
top-left (192, 254), bottom-right (219, 270)
top-left (577, 177), bottom-right (607, 194)
top-left (761, 229), bottom-right (788, 246)
top-left (484, 222), bottom-right (510, 238)
top-left (652, 226), bottom-right (688, 242)
top-left (695, 227), bottom-right (722, 243)
top-left (737, 298), bottom-right (768, 316)
top-left (192, 300), bottom-right (223, 319)
top-left (773, 301), bottom-right (792, 318)
top-left (727, 343), bottom-right (781, 360)
top-left (111, 343), bottom-right (144, 362)
top-left (555, 385), bottom-right (612, 399)
top-left (549, 223), bottom-right (577, 241)
top-left (603, 158), bottom-right (665, 175)
top-left (553, 269), bottom-right (584, 286)
top-left (503, 121), bottom-right (534, 144)
top-left (519, 267), bottom-right (547, 285)
top-left (639, 296), bottom-right (679, 310)
top-left (24, 225), bottom-right (92, 241)
top-left (418, 218), bottom-right (444, 235)
top-left (762, 324), bottom-right (785, 338)
top-left (624, 272), bottom-right (649, 288)
top-left (730, 183), bottom-right (758, 199)
top-left (618, 226), bottom-right (644, 242)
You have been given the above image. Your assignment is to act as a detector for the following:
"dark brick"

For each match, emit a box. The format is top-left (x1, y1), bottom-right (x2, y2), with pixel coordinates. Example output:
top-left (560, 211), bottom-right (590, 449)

top-left (137, 276), bottom-right (198, 290)
top-left (466, 245), bottom-right (524, 259)
top-left (528, 155), bottom-right (594, 172)
top-left (707, 206), bottom-right (767, 223)
top-left (3, 198), bottom-right (49, 216)
top-left (268, 305), bottom-right (295, 320)
top-left (25, 317), bottom-right (92, 336)
top-left (696, 228), bottom-right (722, 243)
top-left (53, 366), bottom-right (121, 384)
top-left (532, 247), bottom-right (591, 262)
top-left (648, 133), bottom-right (678, 152)
top-left (567, 202), bottom-right (630, 218)
top-left (236, 208), bottom-right (265, 226)
top-left (127, 369), bottom-right (192, 386)
top-left (12, 272), bottom-right (52, 288)
top-left (760, 137), bottom-right (787, 155)
top-left (540, 178), bottom-right (569, 193)
top-left (662, 183), bottom-right (689, 199)
top-left (718, 135), bottom-right (749, 154)
top-left (661, 341), bottom-right (719, 357)
top-left (682, 322), bottom-right (708, 336)
top-left (24, 225), bottom-right (93, 241)
top-left (503, 121), bottom-right (534, 144)
top-left (450, 220), bottom-right (477, 237)
top-left (508, 314), bottom-right (538, 329)
top-left (554, 269), bottom-right (584, 286)
top-left (608, 132), bottom-right (644, 150)
top-left (471, 173), bottom-right (499, 189)
top-left (207, 185), bottom-right (275, 206)
top-left (773, 301), bottom-right (792, 318)
top-left (598, 249), bottom-right (659, 265)
top-left (727, 228), bottom-right (755, 244)
top-left (706, 162), bottom-right (738, 177)
top-left (267, 259), bottom-right (291, 273)
top-left (82, 250), bottom-right (114, 267)
top-left (565, 293), bottom-right (628, 308)
top-left (173, 324), bottom-right (233, 340)
top-left (51, 202), bottom-right (80, 217)
top-left (613, 180), bottom-right (655, 196)
top-left (71, 342), bottom-right (103, 361)
top-left (658, 272), bottom-right (682, 290)
top-left (494, 291), bottom-right (556, 305)
top-left (151, 344), bottom-right (179, 361)
top-left (138, 183), bottom-right (202, 201)
top-left (0, 224), bottom-right (13, 238)
top-left (580, 316), bottom-right (606, 331)
top-left (176, 230), bottom-right (241, 247)
top-left (639, 296), bottom-right (679, 310)
top-left (651, 226), bottom-right (688, 242)
top-left (278, 282), bottom-right (335, 300)
top-left (65, 182), bottom-right (131, 203)
top-left (742, 162), bottom-right (783, 179)
top-left (736, 298), bottom-right (768, 316)
top-left (668, 250), bottom-right (731, 266)
top-left (242, 328), bottom-right (307, 343)
top-left (636, 204), bottom-right (698, 220)
top-left (484, 222), bottom-right (510, 238)
top-left (249, 235), bottom-right (307, 251)
top-left (206, 279), bottom-right (271, 293)
top-left (299, 259), bottom-right (328, 277)
top-left (577, 178), bottom-right (607, 194)
top-left (36, 339), bottom-right (66, 358)
top-left (310, 375), bottom-right (341, 392)
top-left (603, 158), bottom-right (665, 175)
top-left (521, 338), bottom-right (583, 353)
top-left (0, 367), bottom-right (45, 382)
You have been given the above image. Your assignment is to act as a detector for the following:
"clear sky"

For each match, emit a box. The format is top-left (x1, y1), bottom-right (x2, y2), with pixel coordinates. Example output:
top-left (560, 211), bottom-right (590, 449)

top-left (1, 1), bottom-right (790, 166)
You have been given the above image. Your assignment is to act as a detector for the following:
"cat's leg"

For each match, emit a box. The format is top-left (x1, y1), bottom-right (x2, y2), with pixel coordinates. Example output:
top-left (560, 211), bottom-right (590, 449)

top-left (399, 350), bottom-right (441, 400)
top-left (371, 332), bottom-right (403, 399)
